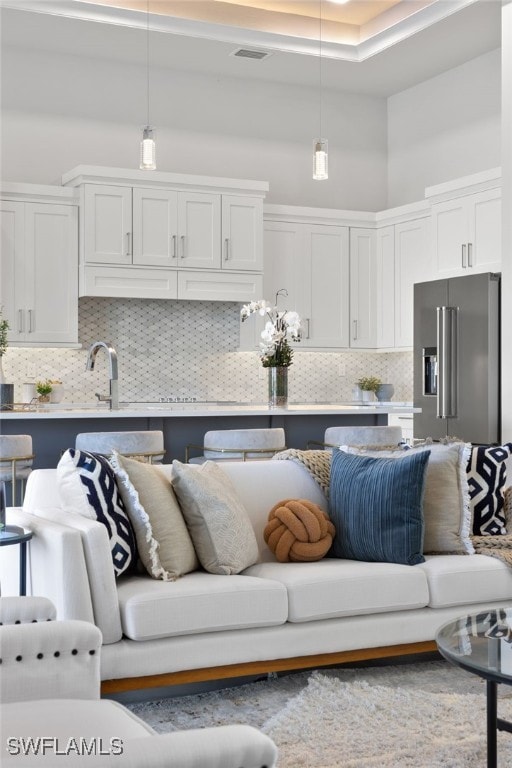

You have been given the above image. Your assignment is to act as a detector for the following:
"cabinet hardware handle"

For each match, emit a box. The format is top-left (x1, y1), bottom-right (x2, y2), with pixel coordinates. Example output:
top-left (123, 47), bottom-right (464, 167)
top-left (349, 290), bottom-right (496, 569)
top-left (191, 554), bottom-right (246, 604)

top-left (467, 242), bottom-right (473, 268)
top-left (126, 232), bottom-right (131, 257)
top-left (18, 309), bottom-right (24, 334)
top-left (224, 238), bottom-right (230, 261)
top-left (180, 235), bottom-right (186, 259)
top-left (171, 235), bottom-right (177, 258)
top-left (28, 309), bottom-right (34, 333)
top-left (305, 318), bottom-right (310, 339)
top-left (353, 319), bottom-right (358, 340)
top-left (461, 243), bottom-right (467, 268)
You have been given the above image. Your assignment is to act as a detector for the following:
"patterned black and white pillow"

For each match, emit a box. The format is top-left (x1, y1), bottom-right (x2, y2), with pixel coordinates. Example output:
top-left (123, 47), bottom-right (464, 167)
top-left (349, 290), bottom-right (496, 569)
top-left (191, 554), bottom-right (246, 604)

top-left (467, 443), bottom-right (512, 536)
top-left (57, 449), bottom-right (137, 577)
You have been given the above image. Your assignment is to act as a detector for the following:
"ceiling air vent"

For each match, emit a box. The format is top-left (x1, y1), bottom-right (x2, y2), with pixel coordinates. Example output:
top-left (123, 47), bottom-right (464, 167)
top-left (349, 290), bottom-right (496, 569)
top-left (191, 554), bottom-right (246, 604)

top-left (230, 48), bottom-right (272, 61)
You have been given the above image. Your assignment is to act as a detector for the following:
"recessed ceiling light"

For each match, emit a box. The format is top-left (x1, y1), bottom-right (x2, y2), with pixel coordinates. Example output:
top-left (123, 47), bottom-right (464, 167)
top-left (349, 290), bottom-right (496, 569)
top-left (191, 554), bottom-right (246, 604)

top-left (329, 1), bottom-right (351, 5)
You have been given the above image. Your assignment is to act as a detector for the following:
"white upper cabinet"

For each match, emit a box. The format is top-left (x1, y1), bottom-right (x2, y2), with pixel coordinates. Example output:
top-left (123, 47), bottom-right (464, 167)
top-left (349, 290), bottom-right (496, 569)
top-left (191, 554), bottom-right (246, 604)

top-left (177, 192), bottom-right (221, 269)
top-left (65, 167), bottom-right (267, 300)
top-left (84, 185), bottom-right (132, 265)
top-left (428, 170), bottom-right (501, 278)
top-left (133, 188), bottom-right (177, 268)
top-left (393, 217), bottom-right (432, 348)
top-left (1, 195), bottom-right (78, 346)
top-left (262, 217), bottom-right (350, 350)
top-left (349, 228), bottom-right (377, 349)
top-left (222, 195), bottom-right (263, 272)
top-left (375, 226), bottom-right (395, 348)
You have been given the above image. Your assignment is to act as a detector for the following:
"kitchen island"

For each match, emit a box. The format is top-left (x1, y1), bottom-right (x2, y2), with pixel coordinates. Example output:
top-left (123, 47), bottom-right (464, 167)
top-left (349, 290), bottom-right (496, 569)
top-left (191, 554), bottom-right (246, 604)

top-left (1, 402), bottom-right (418, 470)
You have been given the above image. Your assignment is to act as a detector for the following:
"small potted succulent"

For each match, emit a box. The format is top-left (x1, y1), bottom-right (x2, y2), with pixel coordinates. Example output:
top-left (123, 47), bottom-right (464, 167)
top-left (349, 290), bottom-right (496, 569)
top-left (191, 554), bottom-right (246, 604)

top-left (356, 376), bottom-right (382, 403)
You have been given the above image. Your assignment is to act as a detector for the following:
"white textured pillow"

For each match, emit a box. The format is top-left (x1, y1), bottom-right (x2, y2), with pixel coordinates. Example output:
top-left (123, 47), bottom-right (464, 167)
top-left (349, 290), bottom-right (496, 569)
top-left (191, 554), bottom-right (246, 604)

top-left (111, 452), bottom-right (198, 581)
top-left (341, 442), bottom-right (473, 555)
top-left (171, 460), bottom-right (259, 575)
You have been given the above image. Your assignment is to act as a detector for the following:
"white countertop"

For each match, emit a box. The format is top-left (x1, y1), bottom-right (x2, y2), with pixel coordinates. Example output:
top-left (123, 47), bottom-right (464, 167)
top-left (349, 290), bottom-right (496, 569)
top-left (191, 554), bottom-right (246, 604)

top-left (2, 402), bottom-right (419, 420)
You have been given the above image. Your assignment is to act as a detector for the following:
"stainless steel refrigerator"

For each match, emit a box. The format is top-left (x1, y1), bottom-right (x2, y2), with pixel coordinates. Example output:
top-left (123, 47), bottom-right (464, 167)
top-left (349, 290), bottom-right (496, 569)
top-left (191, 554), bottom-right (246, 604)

top-left (413, 272), bottom-right (500, 444)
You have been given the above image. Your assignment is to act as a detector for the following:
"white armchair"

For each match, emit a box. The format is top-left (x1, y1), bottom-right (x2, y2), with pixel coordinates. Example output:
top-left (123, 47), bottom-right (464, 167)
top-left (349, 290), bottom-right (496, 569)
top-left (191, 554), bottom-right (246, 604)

top-left (0, 597), bottom-right (278, 768)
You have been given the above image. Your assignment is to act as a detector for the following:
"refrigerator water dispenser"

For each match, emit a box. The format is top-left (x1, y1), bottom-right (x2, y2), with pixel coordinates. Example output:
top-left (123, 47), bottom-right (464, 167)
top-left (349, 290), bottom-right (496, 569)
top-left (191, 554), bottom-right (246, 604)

top-left (423, 347), bottom-right (438, 396)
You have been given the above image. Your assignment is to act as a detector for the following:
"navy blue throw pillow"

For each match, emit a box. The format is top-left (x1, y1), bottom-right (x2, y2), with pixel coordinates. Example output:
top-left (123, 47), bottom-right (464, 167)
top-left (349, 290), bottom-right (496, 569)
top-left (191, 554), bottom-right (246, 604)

top-left (57, 448), bottom-right (137, 577)
top-left (328, 449), bottom-right (431, 565)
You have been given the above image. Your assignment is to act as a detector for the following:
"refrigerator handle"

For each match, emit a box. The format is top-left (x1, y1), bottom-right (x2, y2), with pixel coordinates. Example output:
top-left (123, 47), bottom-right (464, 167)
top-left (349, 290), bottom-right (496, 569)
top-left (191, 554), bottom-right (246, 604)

top-left (437, 306), bottom-right (458, 419)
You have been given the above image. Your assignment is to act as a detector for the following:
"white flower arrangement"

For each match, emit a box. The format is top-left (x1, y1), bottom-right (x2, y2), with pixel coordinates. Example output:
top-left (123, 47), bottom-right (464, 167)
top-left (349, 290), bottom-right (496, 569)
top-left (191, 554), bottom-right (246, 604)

top-left (241, 290), bottom-right (301, 367)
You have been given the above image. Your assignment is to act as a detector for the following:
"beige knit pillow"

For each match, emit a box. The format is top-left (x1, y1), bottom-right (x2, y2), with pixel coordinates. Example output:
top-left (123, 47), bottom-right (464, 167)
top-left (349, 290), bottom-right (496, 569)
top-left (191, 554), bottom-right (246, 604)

top-left (112, 452), bottom-right (198, 581)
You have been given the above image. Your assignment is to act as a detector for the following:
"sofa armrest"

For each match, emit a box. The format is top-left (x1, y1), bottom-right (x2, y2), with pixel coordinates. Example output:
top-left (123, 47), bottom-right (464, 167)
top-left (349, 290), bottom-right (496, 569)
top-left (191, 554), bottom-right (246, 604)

top-left (0, 619), bottom-right (102, 704)
top-left (0, 596), bottom-right (56, 624)
top-left (1, 509), bottom-right (95, 626)
top-left (104, 725), bottom-right (278, 768)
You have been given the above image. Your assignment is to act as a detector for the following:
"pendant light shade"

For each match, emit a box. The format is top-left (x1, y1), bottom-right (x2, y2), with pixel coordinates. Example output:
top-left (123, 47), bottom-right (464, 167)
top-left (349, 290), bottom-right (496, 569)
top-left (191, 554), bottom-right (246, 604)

top-left (140, 2), bottom-right (156, 170)
top-left (140, 126), bottom-right (156, 170)
top-left (313, 138), bottom-right (328, 180)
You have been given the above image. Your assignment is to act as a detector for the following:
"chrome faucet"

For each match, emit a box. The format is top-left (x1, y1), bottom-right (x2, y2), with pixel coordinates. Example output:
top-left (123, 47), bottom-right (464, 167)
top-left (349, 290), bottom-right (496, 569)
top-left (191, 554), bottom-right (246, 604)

top-left (86, 341), bottom-right (119, 410)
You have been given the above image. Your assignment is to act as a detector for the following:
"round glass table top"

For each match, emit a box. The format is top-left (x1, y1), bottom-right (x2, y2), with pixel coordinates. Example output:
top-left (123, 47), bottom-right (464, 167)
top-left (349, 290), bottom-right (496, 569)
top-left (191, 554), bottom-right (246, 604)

top-left (0, 524), bottom-right (32, 545)
top-left (436, 608), bottom-right (512, 684)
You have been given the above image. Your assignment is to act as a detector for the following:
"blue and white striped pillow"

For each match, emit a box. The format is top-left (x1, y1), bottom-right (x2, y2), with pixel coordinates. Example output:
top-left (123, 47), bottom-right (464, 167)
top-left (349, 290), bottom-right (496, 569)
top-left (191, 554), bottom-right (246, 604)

top-left (328, 448), bottom-right (430, 565)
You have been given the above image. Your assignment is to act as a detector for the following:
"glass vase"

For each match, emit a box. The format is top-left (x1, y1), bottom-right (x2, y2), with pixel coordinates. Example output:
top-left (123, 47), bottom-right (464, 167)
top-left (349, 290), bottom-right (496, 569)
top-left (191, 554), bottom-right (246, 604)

top-left (268, 366), bottom-right (288, 409)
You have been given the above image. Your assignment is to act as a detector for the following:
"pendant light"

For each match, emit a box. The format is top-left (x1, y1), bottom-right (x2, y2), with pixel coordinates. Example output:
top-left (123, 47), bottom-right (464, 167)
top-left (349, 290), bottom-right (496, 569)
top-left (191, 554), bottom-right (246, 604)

top-left (313, 0), bottom-right (328, 180)
top-left (140, 0), bottom-right (156, 170)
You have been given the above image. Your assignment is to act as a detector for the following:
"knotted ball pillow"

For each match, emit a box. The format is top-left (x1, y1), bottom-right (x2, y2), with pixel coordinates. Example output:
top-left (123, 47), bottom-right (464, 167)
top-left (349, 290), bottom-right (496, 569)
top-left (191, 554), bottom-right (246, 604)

top-left (264, 498), bottom-right (335, 562)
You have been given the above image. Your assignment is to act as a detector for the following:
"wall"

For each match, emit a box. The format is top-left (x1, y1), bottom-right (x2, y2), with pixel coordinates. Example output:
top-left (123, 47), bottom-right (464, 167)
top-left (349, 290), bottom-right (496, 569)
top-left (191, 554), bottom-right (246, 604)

top-left (501, 2), bottom-right (512, 443)
top-left (3, 298), bottom-right (413, 406)
top-left (387, 48), bottom-right (501, 207)
top-left (0, 44), bottom-right (388, 211)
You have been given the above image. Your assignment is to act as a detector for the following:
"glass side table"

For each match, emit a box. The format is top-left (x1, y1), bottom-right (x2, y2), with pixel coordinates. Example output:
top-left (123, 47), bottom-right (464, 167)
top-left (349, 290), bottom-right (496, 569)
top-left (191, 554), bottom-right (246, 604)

top-left (0, 524), bottom-right (33, 596)
top-left (436, 608), bottom-right (512, 768)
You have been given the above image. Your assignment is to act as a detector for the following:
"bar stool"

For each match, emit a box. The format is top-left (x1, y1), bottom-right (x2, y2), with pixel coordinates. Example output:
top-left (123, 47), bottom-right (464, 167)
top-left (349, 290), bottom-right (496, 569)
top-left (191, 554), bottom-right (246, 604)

top-left (186, 428), bottom-right (286, 463)
top-left (0, 435), bottom-right (34, 506)
top-left (308, 425), bottom-right (403, 450)
top-left (75, 431), bottom-right (165, 464)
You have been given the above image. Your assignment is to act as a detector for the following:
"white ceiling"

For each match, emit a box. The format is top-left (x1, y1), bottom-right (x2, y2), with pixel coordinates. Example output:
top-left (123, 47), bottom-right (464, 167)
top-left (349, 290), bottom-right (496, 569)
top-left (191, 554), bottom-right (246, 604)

top-left (0, 0), bottom-right (502, 97)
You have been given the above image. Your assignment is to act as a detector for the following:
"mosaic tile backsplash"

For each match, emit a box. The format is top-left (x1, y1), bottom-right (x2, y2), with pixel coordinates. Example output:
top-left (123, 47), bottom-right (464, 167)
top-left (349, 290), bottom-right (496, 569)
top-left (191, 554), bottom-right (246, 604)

top-left (4, 298), bottom-right (413, 405)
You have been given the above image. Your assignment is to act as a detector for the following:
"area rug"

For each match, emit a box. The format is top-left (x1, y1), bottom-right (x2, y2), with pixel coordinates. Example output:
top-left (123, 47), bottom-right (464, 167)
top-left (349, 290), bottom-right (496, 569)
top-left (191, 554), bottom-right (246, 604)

top-left (126, 661), bottom-right (512, 767)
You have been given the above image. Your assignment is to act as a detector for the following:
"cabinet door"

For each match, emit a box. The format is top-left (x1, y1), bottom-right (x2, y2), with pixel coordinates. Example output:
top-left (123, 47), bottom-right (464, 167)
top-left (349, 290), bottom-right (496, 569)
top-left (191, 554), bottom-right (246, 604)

top-left (302, 225), bottom-right (349, 348)
top-left (25, 204), bottom-right (78, 344)
top-left (0, 201), bottom-right (25, 342)
top-left (84, 184), bottom-right (132, 265)
top-left (349, 228), bottom-right (376, 348)
top-left (177, 192), bottom-right (221, 269)
top-left (221, 195), bottom-right (263, 271)
top-left (132, 188), bottom-right (178, 268)
top-left (375, 226), bottom-right (395, 348)
top-left (468, 187), bottom-right (501, 273)
top-left (394, 218), bottom-right (431, 348)
top-left (431, 198), bottom-right (467, 277)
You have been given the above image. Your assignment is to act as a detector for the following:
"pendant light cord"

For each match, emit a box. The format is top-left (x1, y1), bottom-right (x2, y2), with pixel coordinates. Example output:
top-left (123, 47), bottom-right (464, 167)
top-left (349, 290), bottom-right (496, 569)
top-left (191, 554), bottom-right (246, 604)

top-left (146, 0), bottom-right (150, 126)
top-left (319, 0), bottom-right (322, 139)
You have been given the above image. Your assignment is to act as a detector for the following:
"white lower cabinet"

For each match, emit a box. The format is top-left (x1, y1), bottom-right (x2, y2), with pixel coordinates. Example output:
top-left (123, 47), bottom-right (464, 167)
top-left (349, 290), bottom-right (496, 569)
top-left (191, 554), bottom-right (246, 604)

top-left (1, 198), bottom-right (78, 346)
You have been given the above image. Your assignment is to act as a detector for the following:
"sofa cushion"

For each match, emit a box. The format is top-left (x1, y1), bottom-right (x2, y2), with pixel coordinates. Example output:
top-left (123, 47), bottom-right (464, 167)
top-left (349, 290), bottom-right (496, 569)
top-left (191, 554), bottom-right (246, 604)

top-left (467, 443), bottom-right (512, 535)
top-left (117, 572), bottom-right (288, 640)
top-left (243, 559), bottom-right (429, 622)
top-left (328, 449), bottom-right (430, 565)
top-left (417, 554), bottom-right (512, 608)
top-left (111, 452), bottom-right (198, 581)
top-left (57, 449), bottom-right (137, 578)
top-left (171, 461), bottom-right (259, 575)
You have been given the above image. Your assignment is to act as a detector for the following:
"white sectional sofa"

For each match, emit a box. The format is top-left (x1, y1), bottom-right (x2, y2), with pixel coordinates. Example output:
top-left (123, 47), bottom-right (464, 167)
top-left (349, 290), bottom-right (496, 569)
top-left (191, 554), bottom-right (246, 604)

top-left (4, 459), bottom-right (512, 693)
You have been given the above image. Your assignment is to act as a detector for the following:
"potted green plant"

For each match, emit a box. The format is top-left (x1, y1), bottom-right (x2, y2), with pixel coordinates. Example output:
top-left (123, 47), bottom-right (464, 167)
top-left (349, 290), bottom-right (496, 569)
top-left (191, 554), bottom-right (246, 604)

top-left (0, 308), bottom-right (13, 412)
top-left (356, 376), bottom-right (382, 403)
top-left (35, 379), bottom-right (53, 403)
